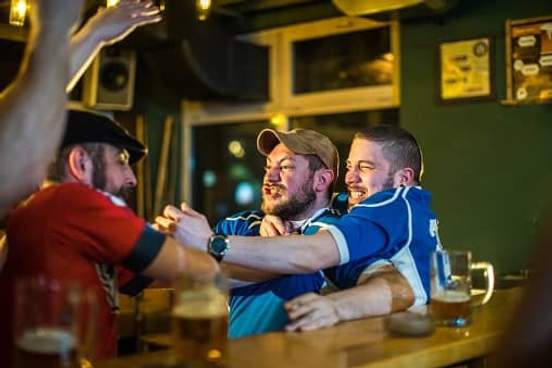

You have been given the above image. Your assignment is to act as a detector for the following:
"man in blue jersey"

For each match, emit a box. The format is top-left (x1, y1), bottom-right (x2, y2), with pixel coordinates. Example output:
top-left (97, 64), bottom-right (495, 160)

top-left (213, 128), bottom-right (341, 337)
top-left (284, 127), bottom-right (436, 331)
top-left (160, 126), bottom-right (438, 331)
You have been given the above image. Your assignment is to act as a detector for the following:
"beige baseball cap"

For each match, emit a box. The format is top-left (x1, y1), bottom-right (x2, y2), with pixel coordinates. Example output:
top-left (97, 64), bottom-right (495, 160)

top-left (256, 128), bottom-right (339, 179)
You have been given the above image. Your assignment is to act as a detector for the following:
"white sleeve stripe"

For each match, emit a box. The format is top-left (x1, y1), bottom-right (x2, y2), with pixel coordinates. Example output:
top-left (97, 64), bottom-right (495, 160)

top-left (352, 187), bottom-right (403, 209)
top-left (323, 225), bottom-right (350, 265)
top-left (390, 187), bottom-right (428, 306)
top-left (224, 214), bottom-right (263, 222)
top-left (247, 221), bottom-right (261, 230)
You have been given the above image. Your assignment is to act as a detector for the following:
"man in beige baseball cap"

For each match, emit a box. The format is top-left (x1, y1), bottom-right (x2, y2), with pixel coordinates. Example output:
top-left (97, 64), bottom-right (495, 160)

top-left (199, 128), bottom-right (340, 337)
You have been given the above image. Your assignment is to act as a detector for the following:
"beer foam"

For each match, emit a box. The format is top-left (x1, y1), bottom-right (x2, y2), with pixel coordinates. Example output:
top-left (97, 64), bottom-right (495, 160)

top-left (17, 328), bottom-right (76, 354)
top-left (432, 290), bottom-right (471, 303)
top-left (173, 303), bottom-right (227, 319)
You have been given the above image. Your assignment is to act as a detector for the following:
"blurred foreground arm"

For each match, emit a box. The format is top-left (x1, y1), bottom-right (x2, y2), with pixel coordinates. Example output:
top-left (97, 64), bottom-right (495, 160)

top-left (0, 0), bottom-right (83, 218)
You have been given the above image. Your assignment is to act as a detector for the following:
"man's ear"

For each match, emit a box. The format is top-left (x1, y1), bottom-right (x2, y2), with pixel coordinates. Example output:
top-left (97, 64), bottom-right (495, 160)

top-left (394, 167), bottom-right (415, 187)
top-left (66, 146), bottom-right (91, 182)
top-left (313, 169), bottom-right (335, 193)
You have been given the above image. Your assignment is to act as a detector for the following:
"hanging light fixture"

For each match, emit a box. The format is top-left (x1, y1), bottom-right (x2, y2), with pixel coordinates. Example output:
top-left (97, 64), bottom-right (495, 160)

top-left (332, 0), bottom-right (450, 16)
top-left (9, 0), bottom-right (28, 26)
top-left (196, 0), bottom-right (212, 21)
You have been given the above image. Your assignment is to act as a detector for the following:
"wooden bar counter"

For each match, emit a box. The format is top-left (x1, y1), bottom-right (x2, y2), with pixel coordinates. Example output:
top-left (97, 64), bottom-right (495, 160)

top-left (99, 288), bottom-right (521, 368)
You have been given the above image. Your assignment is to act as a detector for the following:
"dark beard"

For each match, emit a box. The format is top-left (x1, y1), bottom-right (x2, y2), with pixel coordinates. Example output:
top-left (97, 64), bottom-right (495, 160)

top-left (262, 175), bottom-right (317, 220)
top-left (116, 186), bottom-right (134, 200)
top-left (90, 155), bottom-right (132, 199)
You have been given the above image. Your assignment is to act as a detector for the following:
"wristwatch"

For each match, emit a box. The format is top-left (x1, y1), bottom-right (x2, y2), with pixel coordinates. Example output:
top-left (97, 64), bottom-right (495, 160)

top-left (207, 234), bottom-right (230, 262)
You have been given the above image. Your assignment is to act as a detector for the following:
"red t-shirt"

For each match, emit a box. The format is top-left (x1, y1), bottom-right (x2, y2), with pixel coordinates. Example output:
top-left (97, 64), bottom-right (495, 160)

top-left (0, 183), bottom-right (165, 365)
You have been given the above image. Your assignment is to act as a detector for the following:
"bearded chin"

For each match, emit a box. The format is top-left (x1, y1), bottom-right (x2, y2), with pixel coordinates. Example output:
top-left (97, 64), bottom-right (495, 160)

top-left (262, 185), bottom-right (316, 221)
top-left (116, 187), bottom-right (133, 200)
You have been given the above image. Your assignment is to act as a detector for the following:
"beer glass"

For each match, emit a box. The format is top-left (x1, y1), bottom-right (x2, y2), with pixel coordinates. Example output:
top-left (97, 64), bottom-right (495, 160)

top-left (13, 277), bottom-right (97, 368)
top-left (172, 273), bottom-right (228, 367)
top-left (430, 250), bottom-right (494, 327)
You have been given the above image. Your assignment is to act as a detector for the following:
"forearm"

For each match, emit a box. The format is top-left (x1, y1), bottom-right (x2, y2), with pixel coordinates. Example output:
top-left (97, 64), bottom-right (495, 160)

top-left (0, 26), bottom-right (70, 213)
top-left (327, 270), bottom-right (415, 322)
top-left (223, 231), bottom-right (339, 274)
top-left (221, 263), bottom-right (282, 283)
top-left (326, 277), bottom-right (393, 322)
top-left (66, 21), bottom-right (103, 92)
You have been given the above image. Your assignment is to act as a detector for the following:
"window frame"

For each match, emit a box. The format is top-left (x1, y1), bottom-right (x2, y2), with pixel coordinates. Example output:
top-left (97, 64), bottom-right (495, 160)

top-left (180, 16), bottom-right (401, 204)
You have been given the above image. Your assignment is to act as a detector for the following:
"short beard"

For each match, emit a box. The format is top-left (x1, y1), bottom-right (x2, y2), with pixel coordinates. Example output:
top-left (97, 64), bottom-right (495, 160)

top-left (88, 147), bottom-right (132, 199)
top-left (116, 186), bottom-right (134, 200)
top-left (262, 175), bottom-right (317, 220)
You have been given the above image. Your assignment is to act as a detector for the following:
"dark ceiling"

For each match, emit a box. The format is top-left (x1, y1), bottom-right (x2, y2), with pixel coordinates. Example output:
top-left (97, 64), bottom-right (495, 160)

top-left (80, 0), bottom-right (340, 35)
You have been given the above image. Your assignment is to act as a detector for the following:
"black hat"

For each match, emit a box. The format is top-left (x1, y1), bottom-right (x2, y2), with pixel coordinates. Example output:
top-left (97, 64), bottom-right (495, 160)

top-left (62, 109), bottom-right (147, 164)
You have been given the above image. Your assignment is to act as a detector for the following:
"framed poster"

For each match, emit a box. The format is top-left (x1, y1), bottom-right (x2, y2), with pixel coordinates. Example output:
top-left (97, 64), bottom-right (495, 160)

top-left (439, 37), bottom-right (493, 103)
top-left (505, 16), bottom-right (552, 104)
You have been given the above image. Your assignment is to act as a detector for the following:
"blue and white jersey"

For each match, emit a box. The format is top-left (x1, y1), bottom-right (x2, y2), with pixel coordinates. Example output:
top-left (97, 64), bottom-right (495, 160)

top-left (215, 208), bottom-right (340, 339)
top-left (324, 186), bottom-right (440, 306)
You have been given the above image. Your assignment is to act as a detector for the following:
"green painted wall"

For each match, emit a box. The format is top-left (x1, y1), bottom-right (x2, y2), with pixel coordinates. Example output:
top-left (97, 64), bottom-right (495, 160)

top-left (401, 0), bottom-right (552, 274)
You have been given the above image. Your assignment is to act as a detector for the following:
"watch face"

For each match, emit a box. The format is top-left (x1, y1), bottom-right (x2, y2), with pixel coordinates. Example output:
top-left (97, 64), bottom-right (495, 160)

top-left (211, 236), bottom-right (228, 254)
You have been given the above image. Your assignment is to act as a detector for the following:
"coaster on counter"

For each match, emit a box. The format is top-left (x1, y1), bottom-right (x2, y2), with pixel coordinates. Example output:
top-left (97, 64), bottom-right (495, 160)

top-left (385, 311), bottom-right (435, 337)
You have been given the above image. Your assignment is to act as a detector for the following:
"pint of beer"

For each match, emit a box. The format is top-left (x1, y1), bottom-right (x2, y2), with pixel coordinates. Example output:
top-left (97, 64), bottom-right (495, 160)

top-left (13, 278), bottom-right (97, 367)
top-left (430, 250), bottom-right (494, 327)
top-left (15, 328), bottom-right (77, 368)
top-left (172, 274), bottom-right (228, 367)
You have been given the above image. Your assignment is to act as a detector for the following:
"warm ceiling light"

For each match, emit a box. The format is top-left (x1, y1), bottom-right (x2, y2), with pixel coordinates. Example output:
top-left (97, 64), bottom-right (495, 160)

top-left (332, 0), bottom-right (422, 16)
top-left (196, 0), bottom-right (212, 21)
top-left (106, 0), bottom-right (120, 7)
top-left (9, 0), bottom-right (28, 26)
top-left (270, 113), bottom-right (288, 128)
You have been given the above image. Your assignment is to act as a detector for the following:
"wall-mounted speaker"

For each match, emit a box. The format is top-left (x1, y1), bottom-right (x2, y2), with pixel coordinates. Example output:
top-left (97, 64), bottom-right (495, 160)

top-left (83, 48), bottom-right (136, 111)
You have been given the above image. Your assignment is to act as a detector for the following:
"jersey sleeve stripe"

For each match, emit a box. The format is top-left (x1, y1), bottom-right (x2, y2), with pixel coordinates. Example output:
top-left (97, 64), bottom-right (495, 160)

top-left (248, 221), bottom-right (261, 230)
top-left (390, 187), bottom-right (428, 306)
top-left (352, 187), bottom-right (403, 209)
top-left (225, 214), bottom-right (263, 222)
top-left (323, 225), bottom-right (350, 265)
top-left (122, 225), bottom-right (165, 273)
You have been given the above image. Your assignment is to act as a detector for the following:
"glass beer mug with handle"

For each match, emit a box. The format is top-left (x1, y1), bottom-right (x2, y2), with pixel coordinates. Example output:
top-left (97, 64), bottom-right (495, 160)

top-left (430, 250), bottom-right (495, 327)
top-left (13, 277), bottom-right (97, 368)
top-left (172, 273), bottom-right (229, 367)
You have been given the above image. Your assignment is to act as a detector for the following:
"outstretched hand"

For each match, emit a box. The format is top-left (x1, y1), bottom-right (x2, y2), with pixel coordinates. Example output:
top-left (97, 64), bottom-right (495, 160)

top-left (155, 202), bottom-right (214, 251)
top-left (86, 0), bottom-right (162, 46)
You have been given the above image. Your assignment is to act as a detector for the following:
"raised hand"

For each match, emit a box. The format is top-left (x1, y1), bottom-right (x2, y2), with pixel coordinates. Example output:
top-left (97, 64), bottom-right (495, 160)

top-left (155, 203), bottom-right (214, 251)
top-left (86, 0), bottom-right (162, 46)
top-left (259, 215), bottom-right (292, 237)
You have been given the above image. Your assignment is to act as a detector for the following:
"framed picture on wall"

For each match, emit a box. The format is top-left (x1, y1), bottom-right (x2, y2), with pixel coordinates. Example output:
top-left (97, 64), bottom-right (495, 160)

top-left (438, 37), bottom-right (494, 103)
top-left (505, 15), bottom-right (552, 105)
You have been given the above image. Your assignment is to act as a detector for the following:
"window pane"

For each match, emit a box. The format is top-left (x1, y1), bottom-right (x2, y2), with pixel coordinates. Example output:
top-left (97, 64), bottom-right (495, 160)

top-left (290, 109), bottom-right (399, 193)
top-left (192, 121), bottom-right (269, 225)
top-left (293, 26), bottom-right (393, 94)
